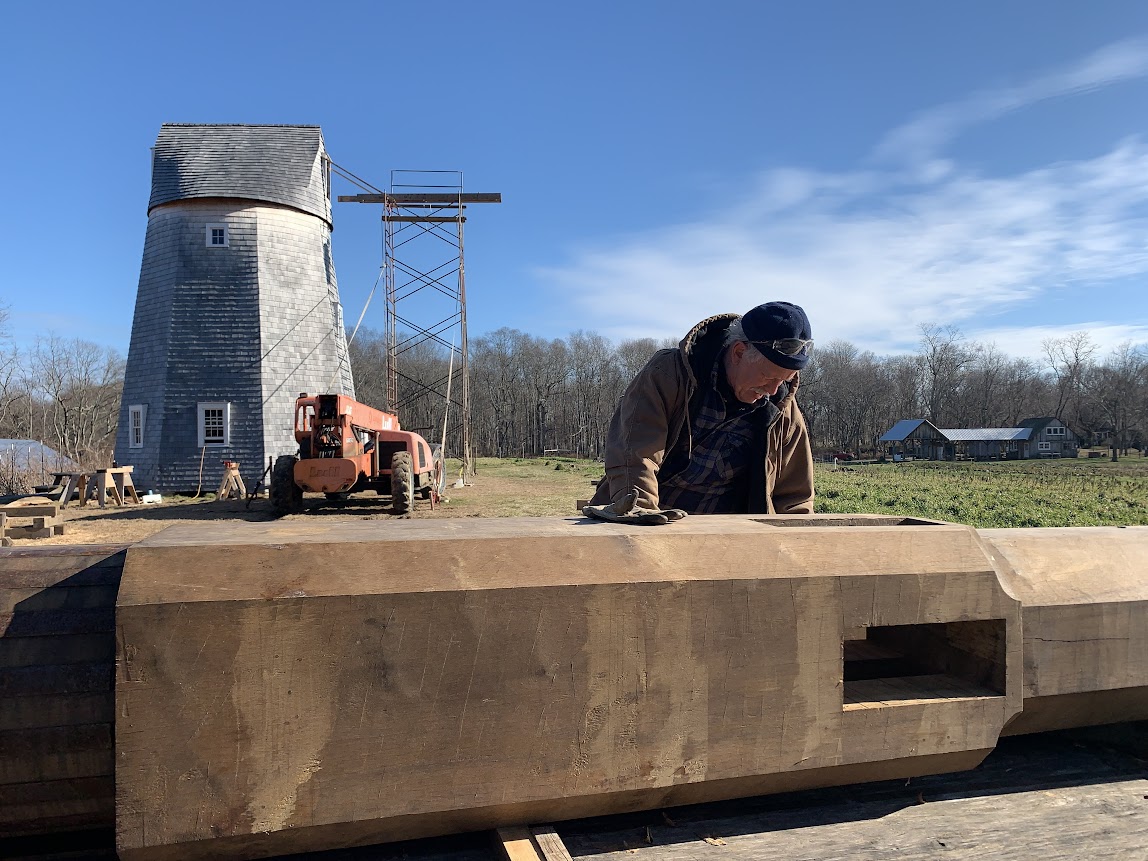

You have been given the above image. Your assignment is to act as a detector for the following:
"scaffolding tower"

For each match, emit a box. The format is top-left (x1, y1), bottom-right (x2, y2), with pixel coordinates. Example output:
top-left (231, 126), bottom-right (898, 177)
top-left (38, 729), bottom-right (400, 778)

top-left (339, 170), bottom-right (501, 477)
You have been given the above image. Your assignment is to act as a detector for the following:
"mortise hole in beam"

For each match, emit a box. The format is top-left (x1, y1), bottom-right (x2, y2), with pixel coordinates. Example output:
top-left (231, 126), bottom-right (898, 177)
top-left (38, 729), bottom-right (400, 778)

top-left (843, 620), bottom-right (1007, 710)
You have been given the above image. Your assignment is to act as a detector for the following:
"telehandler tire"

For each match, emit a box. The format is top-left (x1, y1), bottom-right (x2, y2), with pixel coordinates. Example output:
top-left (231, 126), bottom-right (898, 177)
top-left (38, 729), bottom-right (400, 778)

top-left (391, 451), bottom-right (414, 515)
top-left (270, 454), bottom-right (303, 516)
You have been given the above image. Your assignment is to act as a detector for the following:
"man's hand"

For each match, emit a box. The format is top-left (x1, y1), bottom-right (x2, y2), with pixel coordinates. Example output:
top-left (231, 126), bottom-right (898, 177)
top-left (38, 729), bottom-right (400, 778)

top-left (582, 489), bottom-right (687, 526)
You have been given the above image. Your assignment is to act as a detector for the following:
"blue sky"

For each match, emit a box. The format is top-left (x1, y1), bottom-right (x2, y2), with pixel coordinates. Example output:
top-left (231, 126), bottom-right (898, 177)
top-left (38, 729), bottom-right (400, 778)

top-left (3, 2), bottom-right (1148, 360)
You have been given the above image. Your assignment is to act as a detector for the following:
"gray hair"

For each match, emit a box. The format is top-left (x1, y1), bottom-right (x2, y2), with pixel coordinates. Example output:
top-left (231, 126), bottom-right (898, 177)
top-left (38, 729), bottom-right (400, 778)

top-left (723, 318), bottom-right (769, 365)
top-left (724, 317), bottom-right (747, 347)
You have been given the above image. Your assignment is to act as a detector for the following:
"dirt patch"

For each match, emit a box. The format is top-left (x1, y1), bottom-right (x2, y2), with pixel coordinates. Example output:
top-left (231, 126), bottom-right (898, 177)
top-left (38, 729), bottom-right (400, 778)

top-left (3, 458), bottom-right (600, 547)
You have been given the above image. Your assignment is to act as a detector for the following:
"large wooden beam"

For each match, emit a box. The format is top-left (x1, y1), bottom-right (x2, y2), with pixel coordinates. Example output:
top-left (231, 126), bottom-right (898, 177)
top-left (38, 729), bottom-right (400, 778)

top-left (4, 520), bottom-right (1148, 856)
top-left (113, 515), bottom-right (1023, 860)
top-left (981, 526), bottom-right (1148, 734)
top-left (0, 545), bottom-right (128, 838)
top-left (337, 192), bottom-right (502, 204)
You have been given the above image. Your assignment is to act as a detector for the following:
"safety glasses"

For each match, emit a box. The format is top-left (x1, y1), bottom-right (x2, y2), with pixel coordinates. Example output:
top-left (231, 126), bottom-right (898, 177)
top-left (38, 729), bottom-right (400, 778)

top-left (752, 338), bottom-right (815, 357)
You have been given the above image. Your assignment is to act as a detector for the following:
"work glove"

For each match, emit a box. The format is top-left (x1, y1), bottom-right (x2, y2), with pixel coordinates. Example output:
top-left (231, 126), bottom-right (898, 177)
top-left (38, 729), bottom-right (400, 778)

top-left (583, 489), bottom-right (687, 526)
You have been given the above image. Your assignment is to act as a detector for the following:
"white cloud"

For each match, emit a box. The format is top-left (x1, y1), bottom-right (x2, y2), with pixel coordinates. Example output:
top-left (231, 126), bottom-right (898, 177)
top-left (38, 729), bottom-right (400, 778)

top-left (538, 40), bottom-right (1148, 359)
top-left (874, 37), bottom-right (1148, 166)
top-left (964, 322), bottom-right (1148, 362)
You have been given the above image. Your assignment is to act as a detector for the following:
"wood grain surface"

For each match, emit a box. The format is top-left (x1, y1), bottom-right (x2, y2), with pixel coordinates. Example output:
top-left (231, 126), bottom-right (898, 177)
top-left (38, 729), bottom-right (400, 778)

top-left (114, 517), bottom-right (1021, 860)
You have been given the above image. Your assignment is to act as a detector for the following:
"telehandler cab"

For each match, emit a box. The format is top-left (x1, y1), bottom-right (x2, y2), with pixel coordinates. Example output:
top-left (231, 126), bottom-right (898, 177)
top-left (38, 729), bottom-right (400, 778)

top-left (270, 393), bottom-right (445, 515)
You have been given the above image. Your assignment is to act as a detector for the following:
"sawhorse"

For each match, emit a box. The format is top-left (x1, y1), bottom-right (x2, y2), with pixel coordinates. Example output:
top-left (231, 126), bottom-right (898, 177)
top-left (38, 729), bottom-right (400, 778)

top-left (217, 461), bottom-right (247, 500)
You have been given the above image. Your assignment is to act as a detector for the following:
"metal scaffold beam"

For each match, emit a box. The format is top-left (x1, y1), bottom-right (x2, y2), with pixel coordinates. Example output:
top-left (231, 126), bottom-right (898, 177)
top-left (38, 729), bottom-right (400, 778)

top-left (340, 171), bottom-right (501, 479)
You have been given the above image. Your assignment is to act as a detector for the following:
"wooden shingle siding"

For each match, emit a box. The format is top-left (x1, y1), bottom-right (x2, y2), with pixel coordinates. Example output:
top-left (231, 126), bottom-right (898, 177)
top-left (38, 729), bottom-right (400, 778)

top-left (115, 125), bottom-right (352, 493)
top-left (148, 124), bottom-right (331, 226)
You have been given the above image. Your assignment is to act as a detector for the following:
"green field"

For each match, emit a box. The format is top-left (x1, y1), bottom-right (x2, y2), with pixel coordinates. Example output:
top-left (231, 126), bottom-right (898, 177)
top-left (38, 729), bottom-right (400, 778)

top-left (816, 456), bottom-right (1148, 528)
top-left (449, 455), bottom-right (1148, 528)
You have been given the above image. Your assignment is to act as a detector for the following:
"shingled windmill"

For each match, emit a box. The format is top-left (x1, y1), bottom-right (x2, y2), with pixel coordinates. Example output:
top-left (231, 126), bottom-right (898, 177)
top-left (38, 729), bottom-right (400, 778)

top-left (115, 124), bottom-right (355, 492)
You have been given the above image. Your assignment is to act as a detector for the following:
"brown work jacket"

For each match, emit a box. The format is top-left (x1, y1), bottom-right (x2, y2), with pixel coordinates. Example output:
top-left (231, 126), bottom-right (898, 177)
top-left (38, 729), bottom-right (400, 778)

top-left (589, 314), bottom-right (815, 514)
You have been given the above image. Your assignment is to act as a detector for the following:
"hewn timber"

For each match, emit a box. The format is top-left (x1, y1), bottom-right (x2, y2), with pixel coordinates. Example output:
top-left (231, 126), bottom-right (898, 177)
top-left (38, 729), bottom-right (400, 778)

top-left (0, 545), bottom-right (128, 838)
top-left (981, 526), bottom-right (1148, 734)
top-left (114, 515), bottom-right (1023, 860)
top-left (4, 521), bottom-right (1148, 858)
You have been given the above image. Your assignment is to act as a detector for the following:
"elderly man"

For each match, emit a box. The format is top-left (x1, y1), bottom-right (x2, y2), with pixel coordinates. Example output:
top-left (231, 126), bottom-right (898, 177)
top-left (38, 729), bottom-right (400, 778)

top-left (584, 301), bottom-right (815, 525)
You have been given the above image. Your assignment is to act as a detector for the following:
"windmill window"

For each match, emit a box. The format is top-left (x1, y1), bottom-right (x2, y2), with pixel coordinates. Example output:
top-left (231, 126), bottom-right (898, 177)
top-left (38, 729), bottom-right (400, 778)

top-left (197, 402), bottom-right (230, 447)
top-left (129, 404), bottom-right (146, 449)
top-left (206, 223), bottom-right (229, 247)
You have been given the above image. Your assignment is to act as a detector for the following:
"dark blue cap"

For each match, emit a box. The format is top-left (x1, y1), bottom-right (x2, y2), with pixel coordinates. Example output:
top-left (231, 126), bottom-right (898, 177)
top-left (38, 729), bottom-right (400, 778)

top-left (740, 301), bottom-right (813, 370)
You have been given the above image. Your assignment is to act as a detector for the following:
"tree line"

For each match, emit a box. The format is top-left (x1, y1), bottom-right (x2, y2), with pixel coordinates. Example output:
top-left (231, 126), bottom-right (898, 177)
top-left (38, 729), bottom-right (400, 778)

top-left (0, 307), bottom-right (124, 490)
top-left (352, 323), bottom-right (1148, 461)
top-left (2, 303), bottom-right (1145, 494)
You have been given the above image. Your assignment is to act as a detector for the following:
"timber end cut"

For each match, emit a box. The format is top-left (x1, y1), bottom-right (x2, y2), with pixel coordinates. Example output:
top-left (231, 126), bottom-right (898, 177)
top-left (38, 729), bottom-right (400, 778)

top-left (114, 515), bottom-right (1024, 861)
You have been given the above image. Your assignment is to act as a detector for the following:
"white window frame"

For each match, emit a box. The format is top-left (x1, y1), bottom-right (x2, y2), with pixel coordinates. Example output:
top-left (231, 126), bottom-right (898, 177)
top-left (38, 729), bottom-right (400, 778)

top-left (197, 402), bottom-right (230, 447)
top-left (206, 223), bottom-right (229, 248)
top-left (1046, 425), bottom-right (1066, 436)
top-left (128, 404), bottom-right (146, 449)
top-left (1038, 441), bottom-right (1052, 451)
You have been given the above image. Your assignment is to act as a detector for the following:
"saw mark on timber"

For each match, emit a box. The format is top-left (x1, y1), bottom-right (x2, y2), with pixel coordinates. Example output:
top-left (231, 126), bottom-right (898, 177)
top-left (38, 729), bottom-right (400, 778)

top-left (164, 603), bottom-right (185, 651)
top-left (431, 634), bottom-right (459, 709)
top-left (358, 684), bottom-right (370, 730)
top-left (455, 607), bottom-right (487, 758)
top-left (529, 606), bottom-right (543, 657)
top-left (188, 636), bottom-right (210, 677)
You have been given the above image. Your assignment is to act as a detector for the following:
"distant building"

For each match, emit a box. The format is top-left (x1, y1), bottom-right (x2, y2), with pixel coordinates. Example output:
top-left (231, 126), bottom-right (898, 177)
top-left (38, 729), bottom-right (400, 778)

top-left (878, 419), bottom-right (947, 460)
top-left (1017, 417), bottom-right (1080, 459)
top-left (879, 417), bottom-right (1079, 460)
top-left (115, 124), bottom-right (354, 492)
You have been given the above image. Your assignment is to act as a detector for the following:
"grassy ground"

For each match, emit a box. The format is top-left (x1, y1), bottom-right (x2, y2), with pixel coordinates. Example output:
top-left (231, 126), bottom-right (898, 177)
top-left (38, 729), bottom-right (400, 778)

top-left (816, 454), bottom-right (1148, 528)
top-left (5, 453), bottom-right (1146, 546)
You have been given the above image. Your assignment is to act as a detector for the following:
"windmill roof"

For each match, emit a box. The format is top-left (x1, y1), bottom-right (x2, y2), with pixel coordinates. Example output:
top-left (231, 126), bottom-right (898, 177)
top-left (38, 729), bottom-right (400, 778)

top-left (148, 124), bottom-right (332, 226)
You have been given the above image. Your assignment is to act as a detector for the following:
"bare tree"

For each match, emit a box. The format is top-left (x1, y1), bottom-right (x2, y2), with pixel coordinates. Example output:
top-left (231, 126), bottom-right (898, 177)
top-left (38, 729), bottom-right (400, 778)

top-left (470, 328), bottom-right (534, 458)
top-left (564, 331), bottom-right (623, 457)
top-left (345, 327), bottom-right (388, 411)
top-left (615, 337), bottom-right (670, 381)
top-left (958, 341), bottom-right (1009, 427)
top-left (0, 305), bottom-right (25, 439)
top-left (1084, 342), bottom-right (1147, 461)
top-left (26, 335), bottom-right (124, 466)
top-left (1042, 331), bottom-right (1097, 431)
top-left (918, 324), bottom-right (973, 427)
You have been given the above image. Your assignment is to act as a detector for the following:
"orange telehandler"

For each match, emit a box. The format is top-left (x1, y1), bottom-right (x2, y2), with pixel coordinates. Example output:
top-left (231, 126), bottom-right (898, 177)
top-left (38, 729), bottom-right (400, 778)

top-left (270, 393), bottom-right (445, 515)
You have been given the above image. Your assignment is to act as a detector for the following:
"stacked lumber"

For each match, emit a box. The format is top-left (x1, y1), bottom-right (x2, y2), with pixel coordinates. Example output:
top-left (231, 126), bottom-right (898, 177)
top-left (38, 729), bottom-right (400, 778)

top-left (0, 545), bottom-right (127, 840)
top-left (0, 499), bottom-right (65, 545)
